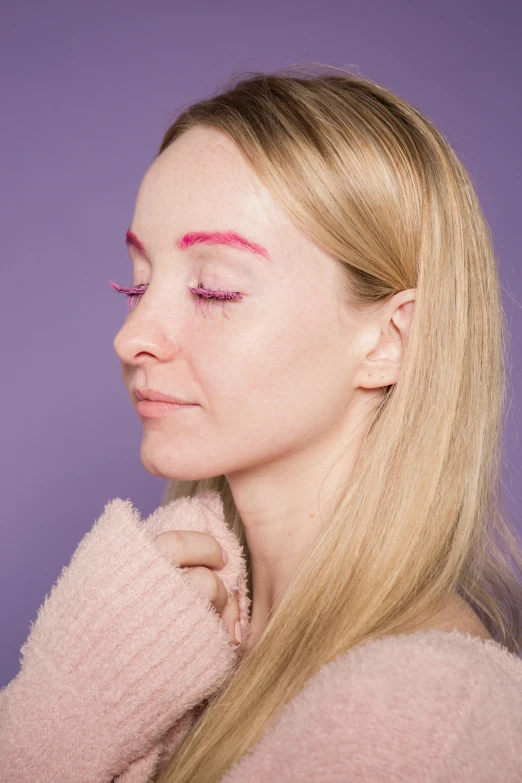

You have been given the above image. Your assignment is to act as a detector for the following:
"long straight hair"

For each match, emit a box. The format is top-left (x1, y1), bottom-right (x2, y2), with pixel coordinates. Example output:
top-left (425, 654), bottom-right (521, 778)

top-left (153, 64), bottom-right (522, 782)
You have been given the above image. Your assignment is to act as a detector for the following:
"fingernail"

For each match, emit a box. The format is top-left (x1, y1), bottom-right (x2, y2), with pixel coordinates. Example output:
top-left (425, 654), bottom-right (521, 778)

top-left (222, 548), bottom-right (228, 565)
top-left (234, 620), bottom-right (242, 645)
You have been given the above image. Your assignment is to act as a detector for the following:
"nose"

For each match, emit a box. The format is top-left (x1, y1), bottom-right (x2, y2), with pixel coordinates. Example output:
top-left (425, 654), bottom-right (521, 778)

top-left (113, 304), bottom-right (179, 367)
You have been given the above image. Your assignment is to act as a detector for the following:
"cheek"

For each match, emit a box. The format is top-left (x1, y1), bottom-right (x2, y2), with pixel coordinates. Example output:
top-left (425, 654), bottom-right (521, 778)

top-left (195, 294), bottom-right (350, 433)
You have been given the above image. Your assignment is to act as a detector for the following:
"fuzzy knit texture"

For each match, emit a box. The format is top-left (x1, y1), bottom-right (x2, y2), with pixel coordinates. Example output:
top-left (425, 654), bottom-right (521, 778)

top-left (1, 490), bottom-right (522, 782)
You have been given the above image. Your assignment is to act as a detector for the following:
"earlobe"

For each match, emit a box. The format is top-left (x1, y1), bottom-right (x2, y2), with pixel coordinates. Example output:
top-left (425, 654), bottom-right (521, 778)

top-left (354, 346), bottom-right (402, 390)
top-left (360, 361), bottom-right (401, 390)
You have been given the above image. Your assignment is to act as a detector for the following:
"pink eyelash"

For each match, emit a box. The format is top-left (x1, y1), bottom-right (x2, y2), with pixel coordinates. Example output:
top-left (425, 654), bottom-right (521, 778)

top-left (108, 280), bottom-right (243, 319)
top-left (108, 281), bottom-right (148, 311)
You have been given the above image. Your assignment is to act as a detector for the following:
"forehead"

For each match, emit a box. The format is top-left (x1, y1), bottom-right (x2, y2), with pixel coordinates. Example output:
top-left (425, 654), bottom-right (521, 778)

top-left (134, 127), bottom-right (281, 242)
top-left (132, 126), bottom-right (328, 275)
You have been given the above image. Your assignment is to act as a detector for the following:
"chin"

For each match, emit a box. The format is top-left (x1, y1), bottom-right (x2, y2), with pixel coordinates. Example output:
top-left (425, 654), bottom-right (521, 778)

top-left (138, 446), bottom-right (211, 483)
top-left (140, 460), bottom-right (201, 482)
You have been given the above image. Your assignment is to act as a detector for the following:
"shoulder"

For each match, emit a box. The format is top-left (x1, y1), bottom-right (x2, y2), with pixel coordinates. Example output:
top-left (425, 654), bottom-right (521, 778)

top-left (316, 628), bottom-right (522, 704)
top-left (314, 631), bottom-right (522, 780)
top-left (226, 630), bottom-right (522, 782)
top-left (300, 631), bottom-right (522, 780)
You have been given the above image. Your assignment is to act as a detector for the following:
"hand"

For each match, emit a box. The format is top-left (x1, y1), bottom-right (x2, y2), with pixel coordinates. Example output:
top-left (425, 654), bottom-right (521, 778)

top-left (152, 530), bottom-right (241, 646)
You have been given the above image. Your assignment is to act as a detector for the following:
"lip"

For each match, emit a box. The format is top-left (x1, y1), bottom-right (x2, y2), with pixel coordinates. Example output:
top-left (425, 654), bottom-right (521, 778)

top-left (133, 387), bottom-right (196, 405)
top-left (136, 399), bottom-right (197, 418)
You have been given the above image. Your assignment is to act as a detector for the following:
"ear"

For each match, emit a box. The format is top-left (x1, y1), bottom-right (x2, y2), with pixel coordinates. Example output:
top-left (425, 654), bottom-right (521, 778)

top-left (353, 289), bottom-right (416, 390)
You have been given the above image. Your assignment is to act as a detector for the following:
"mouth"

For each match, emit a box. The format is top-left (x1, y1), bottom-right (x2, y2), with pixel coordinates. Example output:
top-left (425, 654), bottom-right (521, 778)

top-left (133, 387), bottom-right (196, 405)
top-left (135, 398), bottom-right (198, 418)
top-left (132, 387), bottom-right (199, 418)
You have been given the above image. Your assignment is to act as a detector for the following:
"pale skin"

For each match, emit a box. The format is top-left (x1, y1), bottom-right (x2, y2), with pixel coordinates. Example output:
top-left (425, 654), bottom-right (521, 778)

top-left (113, 126), bottom-right (492, 651)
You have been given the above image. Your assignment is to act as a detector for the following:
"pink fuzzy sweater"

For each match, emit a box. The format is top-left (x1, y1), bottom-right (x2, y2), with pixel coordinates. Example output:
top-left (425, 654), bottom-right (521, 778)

top-left (1, 491), bottom-right (521, 782)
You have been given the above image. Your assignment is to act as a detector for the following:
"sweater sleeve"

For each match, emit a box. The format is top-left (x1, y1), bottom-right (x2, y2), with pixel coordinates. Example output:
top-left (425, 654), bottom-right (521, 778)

top-left (0, 491), bottom-right (251, 783)
top-left (112, 707), bottom-right (197, 783)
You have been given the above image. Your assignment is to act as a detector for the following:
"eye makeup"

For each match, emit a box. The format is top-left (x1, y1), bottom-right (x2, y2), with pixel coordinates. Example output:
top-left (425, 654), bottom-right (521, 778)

top-left (108, 279), bottom-right (243, 319)
top-left (109, 281), bottom-right (148, 310)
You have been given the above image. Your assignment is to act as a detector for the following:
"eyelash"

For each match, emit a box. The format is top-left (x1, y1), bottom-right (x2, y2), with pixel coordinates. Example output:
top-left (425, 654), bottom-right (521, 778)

top-left (108, 280), bottom-right (243, 320)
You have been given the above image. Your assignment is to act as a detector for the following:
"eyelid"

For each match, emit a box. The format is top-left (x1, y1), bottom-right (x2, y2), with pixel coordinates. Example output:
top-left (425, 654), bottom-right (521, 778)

top-left (189, 282), bottom-right (243, 319)
top-left (108, 279), bottom-right (243, 319)
top-left (108, 280), bottom-right (148, 310)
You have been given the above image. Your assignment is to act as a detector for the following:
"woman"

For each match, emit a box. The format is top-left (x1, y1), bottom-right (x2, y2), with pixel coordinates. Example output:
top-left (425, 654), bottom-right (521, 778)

top-left (2, 65), bottom-right (522, 782)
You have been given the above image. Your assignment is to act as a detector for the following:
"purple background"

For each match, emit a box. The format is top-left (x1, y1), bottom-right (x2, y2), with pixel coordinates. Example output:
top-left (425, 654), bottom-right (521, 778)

top-left (1, 0), bottom-right (521, 686)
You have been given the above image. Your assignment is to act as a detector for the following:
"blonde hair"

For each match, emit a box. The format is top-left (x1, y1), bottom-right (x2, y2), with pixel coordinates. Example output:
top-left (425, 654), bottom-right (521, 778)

top-left (153, 64), bottom-right (522, 782)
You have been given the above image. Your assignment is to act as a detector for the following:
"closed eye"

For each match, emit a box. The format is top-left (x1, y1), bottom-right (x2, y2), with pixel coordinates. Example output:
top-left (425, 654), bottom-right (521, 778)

top-left (108, 281), bottom-right (148, 310)
top-left (108, 280), bottom-right (243, 319)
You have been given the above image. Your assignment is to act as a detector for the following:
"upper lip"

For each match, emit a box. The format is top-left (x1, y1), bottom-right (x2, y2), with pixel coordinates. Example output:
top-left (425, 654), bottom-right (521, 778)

top-left (133, 387), bottom-right (195, 405)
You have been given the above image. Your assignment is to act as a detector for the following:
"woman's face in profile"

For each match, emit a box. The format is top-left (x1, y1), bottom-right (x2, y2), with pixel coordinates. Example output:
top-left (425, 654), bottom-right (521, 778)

top-left (113, 125), bottom-right (362, 483)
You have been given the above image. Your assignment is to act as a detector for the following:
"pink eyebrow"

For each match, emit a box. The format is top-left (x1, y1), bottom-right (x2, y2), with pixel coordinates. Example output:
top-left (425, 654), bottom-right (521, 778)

top-left (176, 230), bottom-right (271, 261)
top-left (126, 228), bottom-right (272, 262)
top-left (125, 230), bottom-right (149, 260)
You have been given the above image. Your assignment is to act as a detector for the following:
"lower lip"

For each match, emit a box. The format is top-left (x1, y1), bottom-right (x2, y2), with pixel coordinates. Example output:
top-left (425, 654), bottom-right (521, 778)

top-left (136, 400), bottom-right (198, 418)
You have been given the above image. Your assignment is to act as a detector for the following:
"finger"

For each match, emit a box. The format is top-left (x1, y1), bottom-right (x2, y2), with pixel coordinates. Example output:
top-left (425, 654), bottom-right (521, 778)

top-left (152, 530), bottom-right (228, 570)
top-left (219, 590), bottom-right (241, 644)
top-left (181, 567), bottom-right (229, 612)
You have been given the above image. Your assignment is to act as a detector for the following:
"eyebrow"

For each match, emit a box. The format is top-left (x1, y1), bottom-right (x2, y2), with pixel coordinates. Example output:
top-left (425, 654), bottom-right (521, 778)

top-left (125, 229), bottom-right (271, 262)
